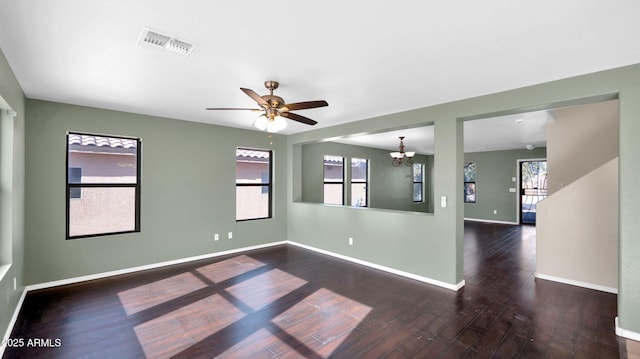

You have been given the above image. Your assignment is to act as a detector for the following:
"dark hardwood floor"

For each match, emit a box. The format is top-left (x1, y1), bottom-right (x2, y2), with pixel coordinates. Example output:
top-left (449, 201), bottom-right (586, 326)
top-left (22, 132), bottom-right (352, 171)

top-left (4, 222), bottom-right (639, 358)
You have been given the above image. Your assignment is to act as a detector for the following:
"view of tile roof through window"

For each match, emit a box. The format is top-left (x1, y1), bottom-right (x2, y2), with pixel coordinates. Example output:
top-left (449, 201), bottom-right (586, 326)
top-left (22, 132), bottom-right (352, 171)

top-left (68, 134), bottom-right (137, 149)
top-left (236, 149), bottom-right (269, 159)
top-left (323, 155), bottom-right (343, 163)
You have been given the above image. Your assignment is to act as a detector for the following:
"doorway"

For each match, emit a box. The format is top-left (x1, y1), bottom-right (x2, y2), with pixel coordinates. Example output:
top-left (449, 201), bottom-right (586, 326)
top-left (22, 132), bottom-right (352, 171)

top-left (519, 160), bottom-right (547, 224)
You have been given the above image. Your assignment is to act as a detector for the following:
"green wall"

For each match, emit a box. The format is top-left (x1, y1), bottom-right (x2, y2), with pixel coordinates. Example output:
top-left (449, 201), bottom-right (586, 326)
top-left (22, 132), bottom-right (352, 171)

top-left (288, 64), bottom-right (640, 335)
top-left (24, 100), bottom-right (288, 285)
top-left (464, 148), bottom-right (547, 223)
top-left (289, 117), bottom-right (463, 287)
top-left (0, 48), bottom-right (26, 344)
top-left (301, 141), bottom-right (434, 213)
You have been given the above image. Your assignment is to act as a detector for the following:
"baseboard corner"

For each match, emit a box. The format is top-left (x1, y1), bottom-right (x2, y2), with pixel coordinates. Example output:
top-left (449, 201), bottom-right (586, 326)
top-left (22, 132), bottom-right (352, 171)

top-left (616, 316), bottom-right (640, 341)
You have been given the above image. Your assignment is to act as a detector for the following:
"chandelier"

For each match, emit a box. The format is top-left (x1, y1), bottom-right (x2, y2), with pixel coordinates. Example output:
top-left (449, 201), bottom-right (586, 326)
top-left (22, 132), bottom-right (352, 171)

top-left (390, 136), bottom-right (415, 166)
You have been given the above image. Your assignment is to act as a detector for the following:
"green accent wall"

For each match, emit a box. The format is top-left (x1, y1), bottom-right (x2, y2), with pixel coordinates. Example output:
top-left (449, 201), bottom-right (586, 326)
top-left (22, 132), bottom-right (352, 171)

top-left (464, 148), bottom-right (547, 223)
top-left (0, 47), bottom-right (26, 342)
top-left (24, 99), bottom-right (288, 285)
top-left (301, 141), bottom-right (434, 213)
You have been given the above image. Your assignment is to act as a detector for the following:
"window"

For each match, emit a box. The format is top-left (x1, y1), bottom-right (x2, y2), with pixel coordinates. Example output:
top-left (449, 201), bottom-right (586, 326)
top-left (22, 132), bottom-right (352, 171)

top-left (323, 155), bottom-right (344, 205)
top-left (236, 148), bottom-right (272, 221)
top-left (351, 158), bottom-right (368, 207)
top-left (1, 109), bottom-right (17, 273)
top-left (464, 162), bottom-right (477, 203)
top-left (66, 133), bottom-right (141, 239)
top-left (413, 163), bottom-right (424, 202)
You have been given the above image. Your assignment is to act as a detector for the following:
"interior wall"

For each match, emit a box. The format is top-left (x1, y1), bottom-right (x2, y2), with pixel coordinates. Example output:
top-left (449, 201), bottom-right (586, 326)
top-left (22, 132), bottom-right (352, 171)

top-left (287, 64), bottom-right (640, 335)
top-left (301, 141), bottom-right (433, 212)
top-left (291, 115), bottom-right (464, 287)
top-left (536, 99), bottom-right (619, 291)
top-left (24, 99), bottom-right (289, 285)
top-left (537, 158), bottom-right (618, 290)
top-left (547, 100), bottom-right (619, 195)
top-left (463, 147), bottom-right (547, 223)
top-left (0, 48), bottom-right (26, 345)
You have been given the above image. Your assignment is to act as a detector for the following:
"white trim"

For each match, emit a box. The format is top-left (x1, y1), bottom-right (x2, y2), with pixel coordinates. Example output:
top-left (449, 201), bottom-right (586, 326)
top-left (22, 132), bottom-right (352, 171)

top-left (1, 288), bottom-right (27, 357)
top-left (616, 317), bottom-right (640, 341)
top-left (288, 241), bottom-right (464, 291)
top-left (26, 241), bottom-right (286, 291)
top-left (464, 218), bottom-right (518, 225)
top-left (535, 273), bottom-right (618, 294)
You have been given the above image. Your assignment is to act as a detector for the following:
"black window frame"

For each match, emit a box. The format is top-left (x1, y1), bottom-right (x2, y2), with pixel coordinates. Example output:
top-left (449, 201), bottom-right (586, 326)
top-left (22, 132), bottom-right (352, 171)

top-left (464, 161), bottom-right (477, 204)
top-left (235, 147), bottom-right (273, 222)
top-left (350, 157), bottom-right (369, 207)
top-left (66, 132), bottom-right (141, 239)
top-left (413, 163), bottom-right (424, 203)
top-left (323, 155), bottom-right (345, 205)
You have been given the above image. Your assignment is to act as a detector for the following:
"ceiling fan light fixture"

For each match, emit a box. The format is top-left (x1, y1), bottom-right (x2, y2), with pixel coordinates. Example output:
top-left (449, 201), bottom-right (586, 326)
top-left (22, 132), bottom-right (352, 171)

top-left (253, 115), bottom-right (287, 133)
top-left (207, 81), bottom-right (326, 131)
top-left (253, 115), bottom-right (269, 131)
top-left (266, 116), bottom-right (287, 133)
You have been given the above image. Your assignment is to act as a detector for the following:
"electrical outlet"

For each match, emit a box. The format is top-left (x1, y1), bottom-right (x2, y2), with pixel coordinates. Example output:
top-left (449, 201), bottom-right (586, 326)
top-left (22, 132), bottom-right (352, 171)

top-left (349, 237), bottom-right (353, 245)
top-left (493, 209), bottom-right (498, 215)
top-left (214, 233), bottom-right (219, 241)
top-left (13, 277), bottom-right (16, 291)
top-left (228, 232), bottom-right (233, 239)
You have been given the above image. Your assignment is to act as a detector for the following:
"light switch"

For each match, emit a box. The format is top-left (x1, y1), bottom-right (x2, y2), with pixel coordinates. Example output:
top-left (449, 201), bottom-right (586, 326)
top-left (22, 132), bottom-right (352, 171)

top-left (509, 188), bottom-right (516, 193)
top-left (440, 196), bottom-right (447, 208)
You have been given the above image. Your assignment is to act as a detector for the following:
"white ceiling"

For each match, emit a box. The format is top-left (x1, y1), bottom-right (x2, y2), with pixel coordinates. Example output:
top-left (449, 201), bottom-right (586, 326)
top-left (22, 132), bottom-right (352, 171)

top-left (0, 1), bottom-right (639, 149)
top-left (334, 109), bottom-right (552, 154)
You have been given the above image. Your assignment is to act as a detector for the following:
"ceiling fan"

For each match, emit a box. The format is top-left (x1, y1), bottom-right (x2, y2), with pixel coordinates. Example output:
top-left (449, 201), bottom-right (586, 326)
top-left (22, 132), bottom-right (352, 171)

top-left (206, 80), bottom-right (328, 133)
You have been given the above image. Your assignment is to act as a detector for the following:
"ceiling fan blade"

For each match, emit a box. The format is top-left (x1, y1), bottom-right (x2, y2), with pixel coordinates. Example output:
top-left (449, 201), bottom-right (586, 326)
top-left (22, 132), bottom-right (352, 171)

top-left (205, 107), bottom-right (262, 111)
top-left (281, 100), bottom-right (328, 111)
top-left (280, 111), bottom-right (318, 126)
top-left (240, 88), bottom-right (269, 107)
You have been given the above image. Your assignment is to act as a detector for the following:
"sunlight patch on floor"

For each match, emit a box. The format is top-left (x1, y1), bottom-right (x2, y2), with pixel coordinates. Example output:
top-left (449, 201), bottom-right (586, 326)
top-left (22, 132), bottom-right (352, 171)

top-left (272, 288), bottom-right (372, 358)
top-left (125, 257), bottom-right (372, 358)
top-left (216, 328), bottom-right (294, 358)
top-left (226, 268), bottom-right (308, 311)
top-left (134, 294), bottom-right (245, 359)
top-left (196, 255), bottom-right (266, 283)
top-left (117, 271), bottom-right (207, 315)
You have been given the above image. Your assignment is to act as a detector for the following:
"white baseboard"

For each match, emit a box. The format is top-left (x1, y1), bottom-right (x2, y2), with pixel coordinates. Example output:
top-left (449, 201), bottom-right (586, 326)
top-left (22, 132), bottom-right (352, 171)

top-left (464, 218), bottom-right (519, 225)
top-left (1, 288), bottom-right (27, 358)
top-left (288, 241), bottom-right (464, 291)
top-left (535, 273), bottom-right (618, 294)
top-left (616, 317), bottom-right (640, 342)
top-left (26, 241), bottom-right (287, 291)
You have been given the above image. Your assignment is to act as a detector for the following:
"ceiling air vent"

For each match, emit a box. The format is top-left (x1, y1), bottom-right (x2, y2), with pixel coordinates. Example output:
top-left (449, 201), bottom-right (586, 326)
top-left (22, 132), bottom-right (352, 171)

top-left (137, 27), bottom-right (196, 59)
